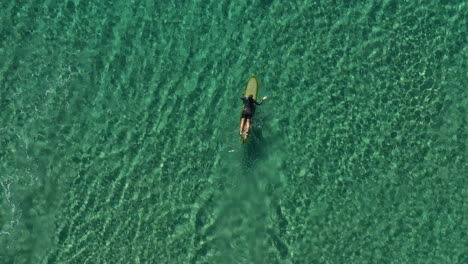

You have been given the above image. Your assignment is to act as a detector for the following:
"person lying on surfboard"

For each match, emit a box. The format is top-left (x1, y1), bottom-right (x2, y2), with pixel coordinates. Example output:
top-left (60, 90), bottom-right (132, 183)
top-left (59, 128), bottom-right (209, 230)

top-left (240, 94), bottom-right (268, 138)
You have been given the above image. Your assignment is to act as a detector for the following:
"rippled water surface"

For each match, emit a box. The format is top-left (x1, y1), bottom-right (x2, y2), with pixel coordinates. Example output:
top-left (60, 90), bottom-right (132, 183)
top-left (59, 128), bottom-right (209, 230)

top-left (1, 1), bottom-right (466, 263)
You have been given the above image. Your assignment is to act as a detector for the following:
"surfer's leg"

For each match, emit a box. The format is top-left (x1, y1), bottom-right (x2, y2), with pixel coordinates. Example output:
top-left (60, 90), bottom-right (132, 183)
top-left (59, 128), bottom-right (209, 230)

top-left (245, 119), bottom-right (251, 137)
top-left (240, 118), bottom-right (246, 135)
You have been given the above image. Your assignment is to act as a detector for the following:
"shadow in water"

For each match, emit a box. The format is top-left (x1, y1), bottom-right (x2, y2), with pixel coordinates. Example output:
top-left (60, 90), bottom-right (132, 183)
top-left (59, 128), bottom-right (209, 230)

top-left (241, 125), bottom-right (266, 174)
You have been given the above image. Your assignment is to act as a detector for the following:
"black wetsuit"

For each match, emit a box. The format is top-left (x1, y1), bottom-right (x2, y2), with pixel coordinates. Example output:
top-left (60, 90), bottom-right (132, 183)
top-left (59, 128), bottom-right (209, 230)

top-left (241, 96), bottom-right (263, 119)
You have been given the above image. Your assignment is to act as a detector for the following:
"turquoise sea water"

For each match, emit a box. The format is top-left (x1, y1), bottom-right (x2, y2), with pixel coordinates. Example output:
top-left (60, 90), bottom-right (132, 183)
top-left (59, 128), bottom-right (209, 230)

top-left (1, 0), bottom-right (467, 263)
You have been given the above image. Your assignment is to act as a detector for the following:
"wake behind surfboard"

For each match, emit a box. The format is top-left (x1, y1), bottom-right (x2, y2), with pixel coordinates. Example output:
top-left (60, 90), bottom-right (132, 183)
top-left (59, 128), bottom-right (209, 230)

top-left (240, 76), bottom-right (259, 144)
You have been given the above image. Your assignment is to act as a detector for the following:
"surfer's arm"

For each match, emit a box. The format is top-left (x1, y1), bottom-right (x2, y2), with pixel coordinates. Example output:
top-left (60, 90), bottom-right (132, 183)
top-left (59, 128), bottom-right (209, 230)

top-left (254, 96), bottom-right (268, 105)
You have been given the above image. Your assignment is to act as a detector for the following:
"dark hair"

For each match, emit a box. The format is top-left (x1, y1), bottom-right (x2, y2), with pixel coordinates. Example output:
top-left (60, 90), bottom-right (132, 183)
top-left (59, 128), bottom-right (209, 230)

top-left (248, 94), bottom-right (253, 98)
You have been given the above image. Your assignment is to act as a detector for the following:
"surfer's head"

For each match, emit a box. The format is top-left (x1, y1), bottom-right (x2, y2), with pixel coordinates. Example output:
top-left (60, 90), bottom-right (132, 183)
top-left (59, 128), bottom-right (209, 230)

top-left (248, 94), bottom-right (253, 99)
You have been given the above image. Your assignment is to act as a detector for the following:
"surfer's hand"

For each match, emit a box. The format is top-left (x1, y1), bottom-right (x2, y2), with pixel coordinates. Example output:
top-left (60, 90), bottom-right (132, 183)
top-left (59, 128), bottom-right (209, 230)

top-left (263, 96), bottom-right (268, 100)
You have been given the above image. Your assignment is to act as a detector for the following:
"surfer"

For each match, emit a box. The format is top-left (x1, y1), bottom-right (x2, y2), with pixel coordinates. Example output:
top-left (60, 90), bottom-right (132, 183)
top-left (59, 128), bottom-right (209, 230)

top-left (240, 94), bottom-right (268, 138)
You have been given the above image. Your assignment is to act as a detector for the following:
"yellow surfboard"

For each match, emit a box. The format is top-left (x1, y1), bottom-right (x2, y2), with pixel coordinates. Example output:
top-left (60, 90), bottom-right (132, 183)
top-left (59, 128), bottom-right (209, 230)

top-left (240, 76), bottom-right (259, 143)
